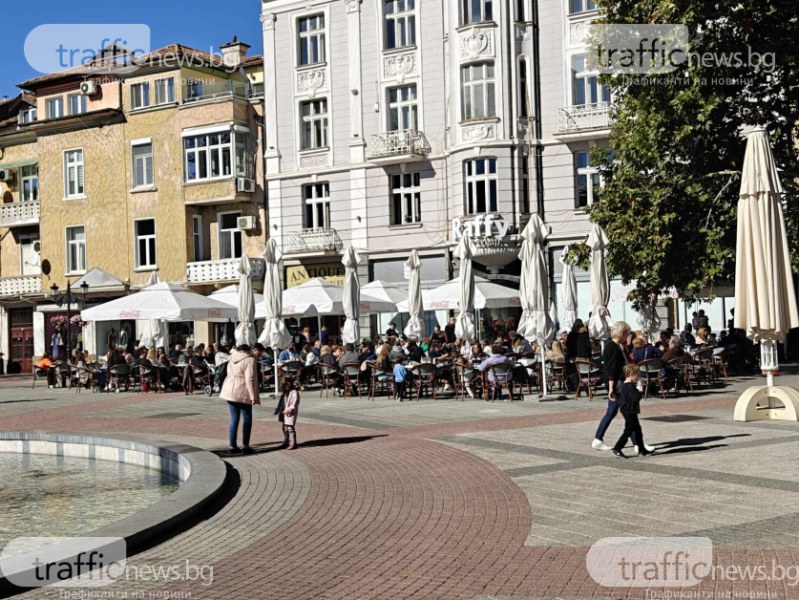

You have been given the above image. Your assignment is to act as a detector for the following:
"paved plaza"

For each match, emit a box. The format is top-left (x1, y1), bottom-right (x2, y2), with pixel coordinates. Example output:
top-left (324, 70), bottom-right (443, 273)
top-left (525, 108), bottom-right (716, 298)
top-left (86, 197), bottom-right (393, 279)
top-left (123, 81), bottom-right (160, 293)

top-left (2, 369), bottom-right (799, 599)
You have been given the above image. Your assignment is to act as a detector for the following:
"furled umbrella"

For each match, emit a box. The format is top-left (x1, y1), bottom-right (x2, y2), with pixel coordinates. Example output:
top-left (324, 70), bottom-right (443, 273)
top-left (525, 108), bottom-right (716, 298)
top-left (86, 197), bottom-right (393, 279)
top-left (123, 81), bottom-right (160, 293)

top-left (520, 215), bottom-right (555, 396)
top-left (259, 239), bottom-right (292, 397)
top-left (560, 245), bottom-right (578, 332)
top-left (341, 245), bottom-right (361, 344)
top-left (234, 254), bottom-right (257, 346)
top-left (587, 224), bottom-right (613, 342)
top-left (404, 250), bottom-right (424, 341)
top-left (733, 128), bottom-right (799, 419)
top-left (454, 237), bottom-right (476, 341)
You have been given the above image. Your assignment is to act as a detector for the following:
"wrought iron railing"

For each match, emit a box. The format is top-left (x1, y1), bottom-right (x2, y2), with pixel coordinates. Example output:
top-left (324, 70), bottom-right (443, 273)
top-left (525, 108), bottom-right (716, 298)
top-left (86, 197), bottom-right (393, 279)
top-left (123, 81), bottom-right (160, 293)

top-left (369, 129), bottom-right (430, 159)
top-left (557, 102), bottom-right (611, 132)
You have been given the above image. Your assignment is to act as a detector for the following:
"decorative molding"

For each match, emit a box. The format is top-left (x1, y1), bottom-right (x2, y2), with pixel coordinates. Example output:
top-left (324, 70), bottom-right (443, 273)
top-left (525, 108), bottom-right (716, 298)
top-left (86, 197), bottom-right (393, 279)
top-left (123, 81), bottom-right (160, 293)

top-left (462, 123), bottom-right (494, 142)
top-left (261, 13), bottom-right (276, 31)
top-left (459, 27), bottom-right (493, 60)
top-left (384, 52), bottom-right (416, 84)
top-left (515, 22), bottom-right (531, 41)
top-left (299, 152), bottom-right (330, 169)
top-left (297, 69), bottom-right (326, 98)
top-left (346, 0), bottom-right (362, 13)
top-left (570, 21), bottom-right (590, 46)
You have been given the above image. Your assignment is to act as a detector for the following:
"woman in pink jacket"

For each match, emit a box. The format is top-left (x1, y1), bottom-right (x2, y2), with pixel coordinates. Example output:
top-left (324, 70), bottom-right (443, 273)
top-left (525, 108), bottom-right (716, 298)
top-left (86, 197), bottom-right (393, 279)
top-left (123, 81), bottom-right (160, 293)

top-left (278, 379), bottom-right (301, 449)
top-left (220, 344), bottom-right (260, 454)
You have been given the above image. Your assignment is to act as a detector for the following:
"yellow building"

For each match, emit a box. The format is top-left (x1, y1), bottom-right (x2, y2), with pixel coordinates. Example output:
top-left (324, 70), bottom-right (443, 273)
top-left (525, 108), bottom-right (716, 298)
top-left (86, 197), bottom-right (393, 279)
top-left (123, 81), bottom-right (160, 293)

top-left (0, 40), bottom-right (266, 370)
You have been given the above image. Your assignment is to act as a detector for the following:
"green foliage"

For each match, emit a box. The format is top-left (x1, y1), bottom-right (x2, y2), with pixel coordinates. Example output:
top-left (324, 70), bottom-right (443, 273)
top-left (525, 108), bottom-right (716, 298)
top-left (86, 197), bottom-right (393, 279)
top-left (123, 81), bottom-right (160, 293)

top-left (565, 242), bottom-right (591, 271)
top-left (587, 0), bottom-right (799, 302)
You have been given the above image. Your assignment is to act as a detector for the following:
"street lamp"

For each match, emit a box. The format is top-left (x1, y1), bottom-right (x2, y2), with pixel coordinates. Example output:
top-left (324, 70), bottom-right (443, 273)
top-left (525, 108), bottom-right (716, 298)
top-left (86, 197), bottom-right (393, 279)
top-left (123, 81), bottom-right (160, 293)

top-left (50, 281), bottom-right (89, 362)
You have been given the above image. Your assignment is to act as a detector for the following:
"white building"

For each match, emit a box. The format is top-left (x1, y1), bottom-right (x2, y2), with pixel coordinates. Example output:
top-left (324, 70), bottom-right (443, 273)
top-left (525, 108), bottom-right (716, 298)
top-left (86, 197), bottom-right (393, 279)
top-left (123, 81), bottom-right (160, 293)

top-left (259, 0), bottom-right (727, 336)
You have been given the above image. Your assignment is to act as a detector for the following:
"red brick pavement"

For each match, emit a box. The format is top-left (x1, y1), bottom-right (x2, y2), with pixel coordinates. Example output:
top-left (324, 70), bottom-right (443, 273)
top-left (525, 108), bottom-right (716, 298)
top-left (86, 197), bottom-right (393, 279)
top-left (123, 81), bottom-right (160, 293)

top-left (3, 382), bottom-right (797, 599)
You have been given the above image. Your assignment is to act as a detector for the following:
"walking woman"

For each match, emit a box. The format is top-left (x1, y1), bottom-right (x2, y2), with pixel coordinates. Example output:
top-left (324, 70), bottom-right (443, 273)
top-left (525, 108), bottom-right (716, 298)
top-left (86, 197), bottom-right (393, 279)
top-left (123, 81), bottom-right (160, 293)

top-left (220, 343), bottom-right (260, 455)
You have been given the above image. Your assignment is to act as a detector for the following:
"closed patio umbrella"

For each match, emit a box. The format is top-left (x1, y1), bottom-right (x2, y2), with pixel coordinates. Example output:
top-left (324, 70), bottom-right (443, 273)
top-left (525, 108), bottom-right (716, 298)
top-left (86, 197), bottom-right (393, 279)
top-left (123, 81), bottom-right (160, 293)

top-left (234, 254), bottom-right (257, 346)
top-left (259, 238), bottom-right (292, 349)
top-left (733, 128), bottom-right (799, 421)
top-left (454, 237), bottom-right (476, 341)
top-left (404, 250), bottom-right (424, 341)
top-left (341, 245), bottom-right (361, 344)
top-left (560, 246), bottom-right (578, 332)
top-left (520, 215), bottom-right (555, 396)
top-left (587, 224), bottom-right (613, 342)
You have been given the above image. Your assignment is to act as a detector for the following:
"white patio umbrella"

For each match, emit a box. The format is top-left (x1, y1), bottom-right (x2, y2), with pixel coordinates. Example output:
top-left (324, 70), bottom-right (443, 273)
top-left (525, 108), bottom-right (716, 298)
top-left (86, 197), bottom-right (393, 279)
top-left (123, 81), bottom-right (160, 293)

top-left (259, 239), bottom-right (291, 396)
top-left (404, 250), bottom-right (424, 341)
top-left (361, 280), bottom-right (406, 310)
top-left (82, 281), bottom-right (239, 322)
top-left (520, 215), bottom-right (555, 396)
top-left (209, 285), bottom-right (265, 319)
top-left (398, 278), bottom-right (522, 312)
top-left (560, 246), bottom-right (578, 332)
top-left (234, 254), bottom-right (257, 346)
top-left (341, 245), bottom-right (361, 344)
top-left (733, 129), bottom-right (799, 421)
top-left (453, 237), bottom-right (476, 340)
top-left (587, 224), bottom-right (613, 341)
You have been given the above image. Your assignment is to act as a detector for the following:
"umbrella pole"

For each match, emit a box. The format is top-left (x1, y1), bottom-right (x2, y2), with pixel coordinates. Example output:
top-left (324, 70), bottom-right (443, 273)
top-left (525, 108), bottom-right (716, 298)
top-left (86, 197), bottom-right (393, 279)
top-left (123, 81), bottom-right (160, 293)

top-left (541, 345), bottom-right (548, 397)
top-left (762, 339), bottom-right (777, 390)
top-left (273, 346), bottom-right (280, 399)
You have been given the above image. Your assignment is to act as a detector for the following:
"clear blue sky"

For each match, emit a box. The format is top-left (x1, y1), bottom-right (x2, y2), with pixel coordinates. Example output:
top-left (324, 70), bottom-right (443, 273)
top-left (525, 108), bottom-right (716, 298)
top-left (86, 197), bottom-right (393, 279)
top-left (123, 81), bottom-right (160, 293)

top-left (1, 0), bottom-right (263, 98)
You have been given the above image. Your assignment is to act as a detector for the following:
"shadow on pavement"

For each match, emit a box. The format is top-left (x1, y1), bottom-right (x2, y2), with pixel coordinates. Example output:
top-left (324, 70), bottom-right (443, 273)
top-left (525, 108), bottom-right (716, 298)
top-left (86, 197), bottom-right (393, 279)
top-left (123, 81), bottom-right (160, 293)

top-left (0, 398), bottom-right (57, 405)
top-left (652, 433), bottom-right (750, 454)
top-left (299, 434), bottom-right (387, 448)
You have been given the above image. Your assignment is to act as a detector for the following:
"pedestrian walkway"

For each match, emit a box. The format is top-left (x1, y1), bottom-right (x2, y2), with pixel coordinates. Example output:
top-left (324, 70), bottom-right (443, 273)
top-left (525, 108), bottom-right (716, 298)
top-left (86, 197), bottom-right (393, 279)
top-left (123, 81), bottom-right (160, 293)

top-left (1, 369), bottom-right (799, 599)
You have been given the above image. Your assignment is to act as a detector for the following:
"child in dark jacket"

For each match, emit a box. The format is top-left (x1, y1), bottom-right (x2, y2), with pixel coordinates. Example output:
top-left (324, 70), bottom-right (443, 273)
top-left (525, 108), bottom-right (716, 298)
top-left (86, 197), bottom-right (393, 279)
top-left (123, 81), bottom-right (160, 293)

top-left (612, 364), bottom-right (655, 459)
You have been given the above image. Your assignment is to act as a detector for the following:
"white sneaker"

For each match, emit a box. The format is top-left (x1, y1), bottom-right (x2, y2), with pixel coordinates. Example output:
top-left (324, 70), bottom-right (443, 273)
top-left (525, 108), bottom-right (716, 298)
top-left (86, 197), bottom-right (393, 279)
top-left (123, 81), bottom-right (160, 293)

top-left (632, 445), bottom-right (640, 456)
top-left (644, 443), bottom-right (655, 452)
top-left (49, 385), bottom-right (54, 389)
top-left (592, 438), bottom-right (612, 451)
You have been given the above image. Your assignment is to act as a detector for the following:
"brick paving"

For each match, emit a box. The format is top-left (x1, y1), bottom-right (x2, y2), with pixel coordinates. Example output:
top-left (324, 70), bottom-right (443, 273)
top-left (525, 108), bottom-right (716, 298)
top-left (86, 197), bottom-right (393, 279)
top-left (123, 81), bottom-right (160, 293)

top-left (1, 370), bottom-right (799, 599)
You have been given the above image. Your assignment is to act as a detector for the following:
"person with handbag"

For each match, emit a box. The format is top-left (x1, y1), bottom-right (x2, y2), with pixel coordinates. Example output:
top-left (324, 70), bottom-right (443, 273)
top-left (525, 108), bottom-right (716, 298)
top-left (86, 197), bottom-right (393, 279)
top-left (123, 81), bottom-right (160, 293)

top-left (275, 379), bottom-right (301, 449)
top-left (220, 344), bottom-right (260, 455)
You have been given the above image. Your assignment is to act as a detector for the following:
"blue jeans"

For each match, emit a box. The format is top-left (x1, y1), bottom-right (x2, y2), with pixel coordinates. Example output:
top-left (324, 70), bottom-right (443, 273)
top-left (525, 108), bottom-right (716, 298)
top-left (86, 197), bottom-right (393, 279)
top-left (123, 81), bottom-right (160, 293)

top-left (595, 398), bottom-right (639, 446)
top-left (228, 402), bottom-right (253, 449)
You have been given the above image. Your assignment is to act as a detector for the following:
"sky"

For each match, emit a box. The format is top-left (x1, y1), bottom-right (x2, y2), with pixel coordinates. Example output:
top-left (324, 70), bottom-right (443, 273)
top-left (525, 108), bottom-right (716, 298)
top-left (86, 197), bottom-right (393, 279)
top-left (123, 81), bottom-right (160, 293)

top-left (0, 0), bottom-right (264, 98)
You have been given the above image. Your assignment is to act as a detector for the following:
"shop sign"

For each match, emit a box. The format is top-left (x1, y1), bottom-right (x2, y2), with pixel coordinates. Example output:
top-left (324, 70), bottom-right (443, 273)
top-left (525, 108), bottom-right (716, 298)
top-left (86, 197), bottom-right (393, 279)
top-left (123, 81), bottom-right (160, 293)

top-left (452, 214), bottom-right (510, 240)
top-left (286, 263), bottom-right (345, 288)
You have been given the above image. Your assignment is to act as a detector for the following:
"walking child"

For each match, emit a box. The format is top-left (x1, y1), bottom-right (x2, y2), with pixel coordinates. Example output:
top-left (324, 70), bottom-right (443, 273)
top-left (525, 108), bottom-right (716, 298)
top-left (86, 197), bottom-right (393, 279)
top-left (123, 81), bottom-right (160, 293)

top-left (277, 379), bottom-right (301, 450)
top-left (612, 364), bottom-right (655, 459)
top-left (392, 358), bottom-right (407, 402)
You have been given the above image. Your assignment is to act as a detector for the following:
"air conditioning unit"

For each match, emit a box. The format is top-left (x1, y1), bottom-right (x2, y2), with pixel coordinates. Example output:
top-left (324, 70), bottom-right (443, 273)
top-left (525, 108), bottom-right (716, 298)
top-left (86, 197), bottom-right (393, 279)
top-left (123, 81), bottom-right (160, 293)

top-left (237, 216), bottom-right (256, 231)
top-left (236, 178), bottom-right (256, 193)
top-left (80, 80), bottom-right (98, 96)
top-left (0, 169), bottom-right (16, 184)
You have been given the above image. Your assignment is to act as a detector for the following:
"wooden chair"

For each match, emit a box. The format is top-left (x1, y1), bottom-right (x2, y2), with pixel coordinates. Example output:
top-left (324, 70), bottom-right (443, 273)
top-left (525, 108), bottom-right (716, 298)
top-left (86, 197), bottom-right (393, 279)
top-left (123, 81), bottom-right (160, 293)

top-left (486, 362), bottom-right (515, 402)
top-left (410, 363), bottom-right (437, 401)
top-left (137, 364), bottom-right (160, 393)
top-left (32, 366), bottom-right (50, 389)
top-left (547, 360), bottom-right (568, 392)
top-left (574, 359), bottom-right (602, 401)
top-left (455, 364), bottom-right (479, 401)
top-left (666, 356), bottom-right (692, 394)
top-left (517, 353), bottom-right (539, 395)
top-left (368, 361), bottom-right (392, 400)
top-left (340, 362), bottom-right (362, 398)
top-left (108, 364), bottom-right (130, 392)
top-left (637, 358), bottom-right (666, 399)
top-left (318, 363), bottom-right (340, 398)
top-left (712, 347), bottom-right (729, 382)
top-left (691, 349), bottom-right (715, 386)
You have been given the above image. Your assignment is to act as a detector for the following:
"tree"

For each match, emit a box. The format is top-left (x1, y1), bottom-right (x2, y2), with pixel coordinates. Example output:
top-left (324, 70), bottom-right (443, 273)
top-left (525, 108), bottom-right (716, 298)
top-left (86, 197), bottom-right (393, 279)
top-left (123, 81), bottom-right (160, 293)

top-left (587, 0), bottom-right (799, 306)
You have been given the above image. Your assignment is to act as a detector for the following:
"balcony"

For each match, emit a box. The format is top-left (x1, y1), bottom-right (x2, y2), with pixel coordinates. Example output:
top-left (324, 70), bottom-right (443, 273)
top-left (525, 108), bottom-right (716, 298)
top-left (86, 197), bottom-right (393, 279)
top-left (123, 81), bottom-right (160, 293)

top-left (0, 201), bottom-right (39, 228)
top-left (186, 257), bottom-right (266, 284)
top-left (556, 102), bottom-right (611, 138)
top-left (368, 129), bottom-right (430, 165)
top-left (285, 228), bottom-right (343, 255)
top-left (183, 80), bottom-right (249, 104)
top-left (0, 275), bottom-right (40, 297)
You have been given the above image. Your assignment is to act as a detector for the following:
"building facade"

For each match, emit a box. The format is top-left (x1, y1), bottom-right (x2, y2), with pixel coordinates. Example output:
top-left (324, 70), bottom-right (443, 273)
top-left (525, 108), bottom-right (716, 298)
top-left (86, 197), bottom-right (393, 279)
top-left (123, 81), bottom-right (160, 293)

top-left (260, 0), bottom-right (686, 336)
top-left (0, 40), bottom-right (267, 370)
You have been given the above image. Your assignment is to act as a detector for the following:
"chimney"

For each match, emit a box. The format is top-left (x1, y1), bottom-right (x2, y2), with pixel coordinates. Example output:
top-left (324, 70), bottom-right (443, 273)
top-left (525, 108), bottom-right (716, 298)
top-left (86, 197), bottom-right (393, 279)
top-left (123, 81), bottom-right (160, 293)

top-left (220, 36), bottom-right (250, 69)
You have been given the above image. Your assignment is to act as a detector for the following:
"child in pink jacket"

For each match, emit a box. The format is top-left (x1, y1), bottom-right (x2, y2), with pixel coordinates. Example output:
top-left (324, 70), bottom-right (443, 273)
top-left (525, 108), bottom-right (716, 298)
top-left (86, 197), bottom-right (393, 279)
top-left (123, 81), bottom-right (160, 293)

top-left (278, 379), bottom-right (301, 449)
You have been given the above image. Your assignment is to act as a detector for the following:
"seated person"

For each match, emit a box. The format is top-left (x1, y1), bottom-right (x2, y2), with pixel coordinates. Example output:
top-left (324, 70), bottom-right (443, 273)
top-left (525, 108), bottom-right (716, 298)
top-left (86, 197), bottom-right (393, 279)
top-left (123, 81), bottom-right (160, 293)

top-left (661, 336), bottom-right (685, 363)
top-left (680, 323), bottom-right (696, 347)
top-left (338, 343), bottom-right (361, 367)
top-left (430, 325), bottom-right (447, 345)
top-left (631, 337), bottom-right (662, 363)
top-left (478, 345), bottom-right (513, 398)
top-left (278, 342), bottom-right (301, 363)
top-left (406, 341), bottom-right (424, 364)
top-left (38, 352), bottom-right (58, 388)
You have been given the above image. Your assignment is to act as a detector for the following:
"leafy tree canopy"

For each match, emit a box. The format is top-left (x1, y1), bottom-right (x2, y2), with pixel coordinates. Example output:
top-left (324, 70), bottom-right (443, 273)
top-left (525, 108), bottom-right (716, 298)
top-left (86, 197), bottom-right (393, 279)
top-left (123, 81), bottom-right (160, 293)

top-left (586, 0), bottom-right (799, 305)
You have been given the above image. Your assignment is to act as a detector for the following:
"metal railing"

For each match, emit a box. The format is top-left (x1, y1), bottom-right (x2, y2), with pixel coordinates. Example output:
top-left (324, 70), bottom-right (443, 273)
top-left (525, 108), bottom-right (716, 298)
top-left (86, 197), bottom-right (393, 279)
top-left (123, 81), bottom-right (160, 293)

top-left (186, 257), bottom-right (266, 284)
top-left (557, 102), bottom-right (611, 133)
top-left (0, 275), bottom-right (40, 297)
top-left (285, 229), bottom-right (343, 254)
top-left (0, 201), bottom-right (40, 228)
top-left (369, 129), bottom-right (430, 159)
top-left (182, 80), bottom-right (249, 104)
